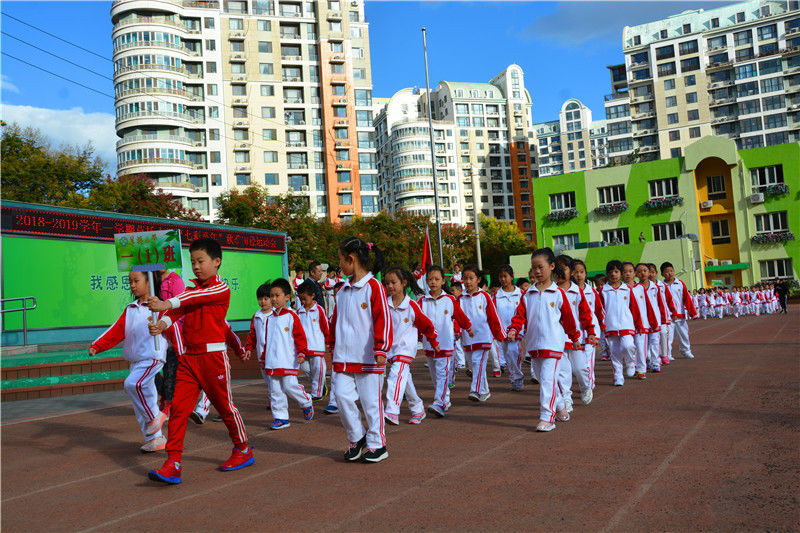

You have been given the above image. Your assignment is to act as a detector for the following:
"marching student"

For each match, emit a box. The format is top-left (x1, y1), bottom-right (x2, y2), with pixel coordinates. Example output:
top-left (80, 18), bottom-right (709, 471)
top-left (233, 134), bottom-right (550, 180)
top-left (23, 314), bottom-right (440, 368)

top-left (451, 263), bottom-right (463, 284)
top-left (459, 264), bottom-right (506, 402)
top-left (448, 280), bottom-right (468, 383)
top-left (324, 266), bottom-right (338, 314)
top-left (89, 271), bottom-right (177, 453)
top-left (296, 280), bottom-right (331, 402)
top-left (554, 255), bottom-right (596, 411)
top-left (245, 282), bottom-right (273, 413)
top-left (493, 265), bottom-right (525, 391)
top-left (600, 260), bottom-right (644, 386)
top-left (572, 259), bottom-right (604, 403)
top-left (146, 238), bottom-right (252, 484)
top-left (715, 288), bottom-right (726, 319)
top-left (507, 248), bottom-right (581, 432)
top-left (635, 263), bottom-right (663, 374)
top-left (649, 263), bottom-right (676, 366)
top-left (328, 237), bottom-right (393, 463)
top-left (593, 274), bottom-right (610, 361)
top-left (190, 322), bottom-right (246, 424)
top-left (419, 266), bottom-right (472, 416)
top-left (383, 267), bottom-right (439, 425)
top-left (661, 262), bottom-right (698, 359)
top-left (261, 278), bottom-right (314, 430)
top-left (622, 262), bottom-right (651, 380)
top-left (323, 280), bottom-right (347, 416)
top-left (481, 278), bottom-right (504, 378)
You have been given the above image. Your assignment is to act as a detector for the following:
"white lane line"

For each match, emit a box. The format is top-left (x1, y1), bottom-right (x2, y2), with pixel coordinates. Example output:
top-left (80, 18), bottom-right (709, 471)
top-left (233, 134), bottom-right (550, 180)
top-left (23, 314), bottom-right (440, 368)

top-left (599, 366), bottom-right (749, 533)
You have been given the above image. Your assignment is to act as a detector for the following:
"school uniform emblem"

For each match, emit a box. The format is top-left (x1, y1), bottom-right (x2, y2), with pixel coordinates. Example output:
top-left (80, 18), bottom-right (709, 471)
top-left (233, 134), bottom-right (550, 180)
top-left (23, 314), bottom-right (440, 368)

top-left (444, 310), bottom-right (448, 315)
top-left (404, 317), bottom-right (409, 323)
top-left (361, 302), bottom-right (368, 309)
top-left (623, 296), bottom-right (627, 300)
top-left (550, 301), bottom-right (555, 308)
top-left (478, 305), bottom-right (482, 310)
top-left (284, 327), bottom-right (289, 332)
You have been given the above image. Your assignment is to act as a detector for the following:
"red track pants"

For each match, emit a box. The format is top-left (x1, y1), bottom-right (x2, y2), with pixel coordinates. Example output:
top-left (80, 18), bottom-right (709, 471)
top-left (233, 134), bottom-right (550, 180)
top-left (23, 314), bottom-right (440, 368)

top-left (166, 351), bottom-right (248, 462)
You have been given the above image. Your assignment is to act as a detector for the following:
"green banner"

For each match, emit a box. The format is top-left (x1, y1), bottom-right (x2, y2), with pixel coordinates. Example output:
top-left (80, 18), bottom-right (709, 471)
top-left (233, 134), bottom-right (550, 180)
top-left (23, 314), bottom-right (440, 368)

top-left (114, 229), bottom-right (182, 272)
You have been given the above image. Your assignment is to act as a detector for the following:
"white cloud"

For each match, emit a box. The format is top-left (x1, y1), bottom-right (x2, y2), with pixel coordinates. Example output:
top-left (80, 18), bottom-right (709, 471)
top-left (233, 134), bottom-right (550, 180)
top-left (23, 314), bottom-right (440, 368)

top-left (1, 75), bottom-right (20, 94)
top-left (1, 105), bottom-right (116, 173)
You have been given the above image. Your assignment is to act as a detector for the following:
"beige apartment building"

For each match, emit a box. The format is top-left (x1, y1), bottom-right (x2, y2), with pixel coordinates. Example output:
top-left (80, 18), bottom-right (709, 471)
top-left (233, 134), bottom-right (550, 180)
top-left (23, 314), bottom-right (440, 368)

top-left (603, 0), bottom-right (800, 163)
top-left (112, 0), bottom-right (377, 221)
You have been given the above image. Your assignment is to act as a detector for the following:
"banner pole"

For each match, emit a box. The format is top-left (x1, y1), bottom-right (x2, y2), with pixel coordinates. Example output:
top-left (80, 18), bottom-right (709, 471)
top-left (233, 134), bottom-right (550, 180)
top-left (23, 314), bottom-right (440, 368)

top-left (147, 271), bottom-right (160, 351)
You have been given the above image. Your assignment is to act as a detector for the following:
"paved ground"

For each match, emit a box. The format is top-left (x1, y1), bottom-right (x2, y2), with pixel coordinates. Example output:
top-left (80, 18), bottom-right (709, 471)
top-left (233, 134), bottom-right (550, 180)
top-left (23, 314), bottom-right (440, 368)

top-left (2, 308), bottom-right (798, 532)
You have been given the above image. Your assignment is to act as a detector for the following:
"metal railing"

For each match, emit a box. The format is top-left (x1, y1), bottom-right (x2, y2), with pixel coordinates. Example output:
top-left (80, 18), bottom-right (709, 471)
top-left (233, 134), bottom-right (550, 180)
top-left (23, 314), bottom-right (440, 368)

top-left (1, 296), bottom-right (37, 345)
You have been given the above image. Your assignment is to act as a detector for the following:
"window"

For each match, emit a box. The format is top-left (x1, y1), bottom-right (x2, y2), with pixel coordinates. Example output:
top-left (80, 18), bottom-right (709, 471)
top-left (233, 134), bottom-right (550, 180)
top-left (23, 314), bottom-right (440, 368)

top-left (258, 41), bottom-right (272, 53)
top-left (755, 211), bottom-right (788, 234)
top-left (685, 74), bottom-right (696, 86)
top-left (553, 234), bottom-right (579, 250)
top-left (210, 151), bottom-right (221, 163)
top-left (666, 96), bottom-right (678, 108)
top-left (736, 64), bottom-right (757, 80)
top-left (710, 219), bottom-right (730, 244)
top-left (670, 148), bottom-right (682, 158)
top-left (736, 47), bottom-right (754, 61)
top-left (257, 20), bottom-right (271, 32)
top-left (649, 177), bottom-right (679, 199)
top-left (707, 175), bottom-right (726, 199)
top-left (687, 109), bottom-right (699, 121)
top-left (598, 184), bottom-right (625, 205)
top-left (680, 40), bottom-right (698, 55)
top-left (264, 173), bottom-right (278, 185)
top-left (339, 193), bottom-right (352, 205)
top-left (760, 258), bottom-right (793, 279)
top-left (260, 84), bottom-right (274, 96)
top-left (633, 35), bottom-right (641, 46)
top-left (206, 61), bottom-right (217, 73)
top-left (682, 23), bottom-right (691, 34)
top-left (758, 24), bottom-right (776, 41)
top-left (762, 94), bottom-right (785, 111)
top-left (736, 11), bottom-right (745, 23)
top-left (689, 126), bottom-right (701, 138)
top-left (686, 92), bottom-right (697, 104)
top-left (361, 196), bottom-right (378, 214)
top-left (660, 29), bottom-right (668, 39)
top-left (760, 77), bottom-right (782, 94)
top-left (209, 129), bottom-right (220, 141)
top-left (235, 173), bottom-right (250, 186)
top-left (261, 106), bottom-right (276, 118)
top-left (734, 29), bottom-right (752, 46)
top-left (667, 113), bottom-right (679, 124)
top-left (263, 150), bottom-right (278, 162)
top-left (229, 18), bottom-right (243, 30)
top-left (740, 117), bottom-right (762, 133)
top-left (764, 113), bottom-right (787, 129)
top-left (711, 17), bottom-right (719, 29)
top-left (669, 130), bottom-right (680, 141)
top-left (549, 191), bottom-right (576, 211)
top-left (337, 170), bottom-right (351, 183)
top-left (602, 228), bottom-right (630, 245)
top-left (653, 221), bottom-right (683, 241)
top-left (751, 165), bottom-right (784, 190)
top-left (658, 62), bottom-right (676, 76)
top-left (664, 79), bottom-right (675, 90)
top-left (656, 45), bottom-right (674, 60)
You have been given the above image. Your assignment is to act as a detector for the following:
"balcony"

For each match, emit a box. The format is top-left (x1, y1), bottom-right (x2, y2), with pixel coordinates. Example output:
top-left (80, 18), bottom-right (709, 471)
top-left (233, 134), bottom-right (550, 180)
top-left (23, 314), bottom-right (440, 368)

top-left (116, 134), bottom-right (195, 148)
top-left (286, 141), bottom-right (306, 147)
top-left (114, 63), bottom-right (188, 77)
top-left (329, 54), bottom-right (346, 63)
top-left (705, 44), bottom-right (728, 54)
top-left (629, 73), bottom-right (652, 84)
top-left (116, 86), bottom-right (200, 101)
top-left (282, 76), bottom-right (303, 82)
top-left (233, 119), bottom-right (249, 127)
top-left (604, 92), bottom-right (628, 102)
top-left (326, 11), bottom-right (343, 20)
top-left (712, 114), bottom-right (737, 124)
top-left (283, 97), bottom-right (304, 104)
top-left (115, 110), bottom-right (203, 125)
top-left (280, 32), bottom-right (302, 40)
top-left (630, 93), bottom-right (654, 103)
top-left (280, 10), bottom-right (303, 17)
top-left (118, 157), bottom-right (196, 170)
top-left (229, 30), bottom-right (246, 40)
top-left (708, 79), bottom-right (735, 89)
top-left (282, 55), bottom-right (303, 62)
top-left (638, 145), bottom-right (658, 153)
top-left (706, 60), bottom-right (733, 71)
top-left (631, 111), bottom-right (656, 120)
top-left (784, 45), bottom-right (800, 56)
top-left (632, 127), bottom-right (656, 137)
top-left (709, 97), bottom-right (736, 107)
top-left (230, 52), bottom-right (246, 62)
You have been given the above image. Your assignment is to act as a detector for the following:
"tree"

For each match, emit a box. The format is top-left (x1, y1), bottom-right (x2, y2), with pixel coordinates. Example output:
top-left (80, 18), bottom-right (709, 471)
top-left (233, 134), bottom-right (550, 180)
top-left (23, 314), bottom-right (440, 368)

top-left (1, 122), bottom-right (107, 206)
top-left (81, 175), bottom-right (203, 221)
top-left (478, 214), bottom-right (533, 277)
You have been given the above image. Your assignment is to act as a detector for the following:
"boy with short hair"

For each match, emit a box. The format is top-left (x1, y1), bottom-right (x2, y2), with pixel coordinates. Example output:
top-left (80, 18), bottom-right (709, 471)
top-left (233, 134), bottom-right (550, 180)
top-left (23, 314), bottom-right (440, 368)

top-left (146, 238), bottom-right (252, 484)
top-left (660, 262), bottom-right (698, 359)
top-left (262, 278), bottom-right (314, 430)
top-left (245, 282), bottom-right (273, 412)
top-left (296, 279), bottom-right (331, 401)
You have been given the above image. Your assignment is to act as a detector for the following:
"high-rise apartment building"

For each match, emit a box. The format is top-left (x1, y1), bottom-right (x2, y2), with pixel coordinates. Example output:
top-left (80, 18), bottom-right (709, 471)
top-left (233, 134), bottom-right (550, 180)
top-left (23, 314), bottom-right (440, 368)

top-left (112, 0), bottom-right (377, 221)
top-left (530, 99), bottom-right (610, 178)
top-left (374, 65), bottom-right (536, 239)
top-left (602, 0), bottom-right (799, 163)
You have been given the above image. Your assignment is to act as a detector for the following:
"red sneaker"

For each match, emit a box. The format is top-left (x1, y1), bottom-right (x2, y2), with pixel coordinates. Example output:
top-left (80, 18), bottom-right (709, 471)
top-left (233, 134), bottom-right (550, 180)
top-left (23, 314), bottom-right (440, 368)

top-left (492, 371), bottom-right (501, 378)
top-left (635, 371), bottom-right (647, 380)
top-left (219, 446), bottom-right (254, 471)
top-left (148, 459), bottom-right (182, 484)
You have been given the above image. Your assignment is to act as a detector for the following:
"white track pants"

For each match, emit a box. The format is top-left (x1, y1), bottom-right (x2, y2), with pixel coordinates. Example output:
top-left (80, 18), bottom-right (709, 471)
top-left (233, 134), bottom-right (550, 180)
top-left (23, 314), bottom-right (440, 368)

top-left (490, 342), bottom-right (501, 373)
top-left (585, 344), bottom-right (596, 390)
top-left (467, 349), bottom-right (490, 395)
top-left (385, 359), bottom-right (423, 416)
top-left (566, 348), bottom-right (592, 393)
top-left (634, 333), bottom-right (648, 373)
top-left (428, 356), bottom-right (451, 410)
top-left (499, 341), bottom-right (523, 383)
top-left (258, 367), bottom-right (272, 406)
top-left (646, 331), bottom-right (661, 370)
top-left (125, 359), bottom-right (164, 441)
top-left (307, 356), bottom-right (327, 398)
top-left (608, 335), bottom-right (636, 385)
top-left (532, 357), bottom-right (563, 423)
top-left (268, 374), bottom-right (312, 420)
top-left (334, 371), bottom-right (385, 449)
top-left (454, 341), bottom-right (465, 367)
top-left (672, 318), bottom-right (693, 357)
top-left (660, 325), bottom-right (671, 360)
top-left (557, 351), bottom-right (573, 404)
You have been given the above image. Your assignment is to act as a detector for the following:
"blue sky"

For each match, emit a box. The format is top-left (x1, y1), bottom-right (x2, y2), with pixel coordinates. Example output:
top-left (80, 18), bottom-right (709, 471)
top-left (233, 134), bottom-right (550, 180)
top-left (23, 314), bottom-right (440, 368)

top-left (1, 0), bottom-right (721, 169)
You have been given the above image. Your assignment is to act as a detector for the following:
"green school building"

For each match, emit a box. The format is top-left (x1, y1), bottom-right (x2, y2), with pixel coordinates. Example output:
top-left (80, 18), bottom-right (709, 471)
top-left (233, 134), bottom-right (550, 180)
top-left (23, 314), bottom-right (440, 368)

top-left (512, 137), bottom-right (799, 289)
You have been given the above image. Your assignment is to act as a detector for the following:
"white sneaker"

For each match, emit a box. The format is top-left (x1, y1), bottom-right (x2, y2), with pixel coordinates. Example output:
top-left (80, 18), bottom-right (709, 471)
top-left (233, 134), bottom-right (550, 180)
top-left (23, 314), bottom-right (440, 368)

top-left (581, 389), bottom-right (593, 405)
top-left (565, 398), bottom-right (574, 413)
top-left (684, 353), bottom-right (695, 359)
top-left (477, 392), bottom-right (491, 402)
top-left (536, 421), bottom-right (556, 432)
top-left (140, 436), bottom-right (166, 453)
top-left (145, 411), bottom-right (167, 436)
top-left (625, 365), bottom-right (635, 378)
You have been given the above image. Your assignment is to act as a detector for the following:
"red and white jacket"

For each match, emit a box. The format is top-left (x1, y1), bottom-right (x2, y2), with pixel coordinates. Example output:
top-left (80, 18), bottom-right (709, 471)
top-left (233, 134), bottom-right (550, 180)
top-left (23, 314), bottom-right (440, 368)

top-left (580, 284), bottom-right (606, 335)
top-left (665, 279), bottom-right (698, 319)
top-left (160, 274), bottom-right (230, 355)
top-left (561, 282), bottom-right (596, 349)
top-left (91, 300), bottom-right (172, 363)
top-left (459, 289), bottom-right (506, 351)
top-left (296, 303), bottom-right (330, 357)
top-left (293, 275), bottom-right (304, 290)
top-left (245, 308), bottom-right (273, 364)
top-left (640, 281), bottom-right (663, 333)
top-left (655, 280), bottom-right (676, 325)
top-left (418, 292), bottom-right (471, 356)
top-left (261, 307), bottom-right (308, 376)
top-left (600, 283), bottom-right (644, 337)
top-left (329, 272), bottom-right (392, 374)
top-left (493, 287), bottom-right (523, 339)
top-left (631, 283), bottom-right (658, 333)
top-left (324, 276), bottom-right (337, 291)
top-left (508, 281), bottom-right (581, 359)
top-left (388, 295), bottom-right (439, 363)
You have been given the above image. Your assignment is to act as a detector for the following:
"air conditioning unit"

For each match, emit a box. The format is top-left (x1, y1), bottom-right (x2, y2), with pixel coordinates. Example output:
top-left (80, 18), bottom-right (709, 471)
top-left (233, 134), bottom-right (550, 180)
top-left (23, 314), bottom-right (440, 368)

top-left (750, 192), bottom-right (765, 204)
top-left (706, 259), bottom-right (719, 266)
top-left (351, 1), bottom-right (358, 6)
top-left (336, 164), bottom-right (345, 169)
top-left (700, 200), bottom-right (713, 209)
top-left (720, 260), bottom-right (733, 265)
top-left (335, 141), bottom-right (345, 147)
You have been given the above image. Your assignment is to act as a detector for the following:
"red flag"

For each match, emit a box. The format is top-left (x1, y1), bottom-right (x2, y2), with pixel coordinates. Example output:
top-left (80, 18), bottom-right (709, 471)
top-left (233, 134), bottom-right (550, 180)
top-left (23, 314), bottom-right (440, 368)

top-left (420, 226), bottom-right (433, 274)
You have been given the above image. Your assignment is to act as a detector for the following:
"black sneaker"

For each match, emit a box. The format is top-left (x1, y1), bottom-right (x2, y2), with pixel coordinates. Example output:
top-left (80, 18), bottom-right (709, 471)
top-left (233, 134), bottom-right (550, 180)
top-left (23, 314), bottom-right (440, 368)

top-left (362, 446), bottom-right (388, 463)
top-left (344, 436), bottom-right (366, 462)
top-left (211, 414), bottom-right (222, 422)
top-left (190, 412), bottom-right (206, 425)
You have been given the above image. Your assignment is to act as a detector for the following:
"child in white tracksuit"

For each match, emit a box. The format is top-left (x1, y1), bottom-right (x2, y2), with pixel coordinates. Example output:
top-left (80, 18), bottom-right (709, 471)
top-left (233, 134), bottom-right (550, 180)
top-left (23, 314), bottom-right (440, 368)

top-left (245, 282), bottom-right (273, 410)
top-left (383, 268), bottom-right (439, 425)
top-left (573, 259), bottom-right (604, 402)
top-left (90, 271), bottom-right (175, 452)
top-left (419, 266), bottom-right (472, 416)
top-left (261, 279), bottom-right (314, 430)
top-left (330, 237), bottom-right (393, 463)
top-left (635, 263), bottom-right (665, 374)
top-left (507, 247), bottom-right (581, 432)
top-left (600, 261), bottom-right (644, 387)
top-left (459, 264), bottom-right (506, 403)
top-left (296, 281), bottom-right (331, 400)
top-left (449, 282), bottom-right (468, 378)
top-left (493, 265), bottom-right (525, 391)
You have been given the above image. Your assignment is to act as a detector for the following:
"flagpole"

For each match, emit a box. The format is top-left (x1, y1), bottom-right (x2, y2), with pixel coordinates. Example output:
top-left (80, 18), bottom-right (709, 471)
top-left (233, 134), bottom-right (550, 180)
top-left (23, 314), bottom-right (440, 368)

top-left (422, 27), bottom-right (444, 268)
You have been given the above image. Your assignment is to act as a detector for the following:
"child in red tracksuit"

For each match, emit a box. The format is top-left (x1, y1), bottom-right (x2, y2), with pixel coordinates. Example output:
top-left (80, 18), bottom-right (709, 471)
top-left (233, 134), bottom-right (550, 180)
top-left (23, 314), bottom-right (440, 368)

top-left (146, 238), bottom-right (252, 484)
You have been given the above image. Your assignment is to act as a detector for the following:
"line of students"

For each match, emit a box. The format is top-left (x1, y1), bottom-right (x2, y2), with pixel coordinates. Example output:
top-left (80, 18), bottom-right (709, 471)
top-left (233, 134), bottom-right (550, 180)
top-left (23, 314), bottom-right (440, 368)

top-left (692, 284), bottom-right (781, 319)
top-left (93, 236), bottom-right (739, 483)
